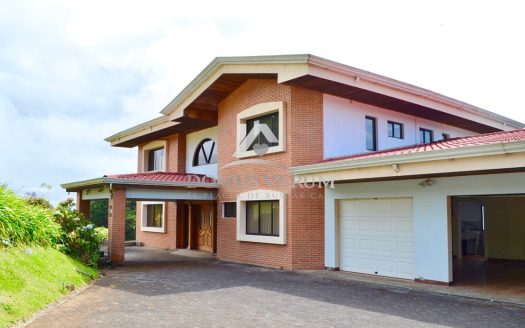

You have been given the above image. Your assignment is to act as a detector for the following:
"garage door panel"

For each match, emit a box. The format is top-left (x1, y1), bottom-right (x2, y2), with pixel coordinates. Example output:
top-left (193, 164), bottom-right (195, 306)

top-left (377, 239), bottom-right (395, 252)
top-left (358, 220), bottom-right (376, 232)
top-left (397, 241), bottom-right (413, 254)
top-left (377, 220), bottom-right (394, 232)
top-left (339, 198), bottom-right (414, 280)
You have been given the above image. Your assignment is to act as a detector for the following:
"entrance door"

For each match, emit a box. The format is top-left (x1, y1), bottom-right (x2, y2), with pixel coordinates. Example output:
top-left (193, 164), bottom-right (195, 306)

top-left (196, 203), bottom-right (214, 252)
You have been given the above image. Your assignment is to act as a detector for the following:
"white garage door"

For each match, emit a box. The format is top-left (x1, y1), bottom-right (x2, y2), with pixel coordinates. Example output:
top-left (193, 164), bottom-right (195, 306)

top-left (339, 198), bottom-right (414, 279)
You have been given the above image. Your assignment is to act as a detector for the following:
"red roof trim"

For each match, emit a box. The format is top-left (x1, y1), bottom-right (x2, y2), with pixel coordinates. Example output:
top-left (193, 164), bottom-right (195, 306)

top-left (104, 172), bottom-right (217, 184)
top-left (321, 129), bottom-right (525, 164)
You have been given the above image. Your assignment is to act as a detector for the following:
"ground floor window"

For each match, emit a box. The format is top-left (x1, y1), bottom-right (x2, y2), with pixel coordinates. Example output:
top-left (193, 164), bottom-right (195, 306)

top-left (236, 190), bottom-right (286, 245)
top-left (141, 202), bottom-right (166, 233)
top-left (246, 200), bottom-right (279, 236)
top-left (223, 202), bottom-right (237, 218)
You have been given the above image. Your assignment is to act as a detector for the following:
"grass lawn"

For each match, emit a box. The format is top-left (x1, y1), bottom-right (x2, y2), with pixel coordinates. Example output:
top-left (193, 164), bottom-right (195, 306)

top-left (0, 246), bottom-right (98, 327)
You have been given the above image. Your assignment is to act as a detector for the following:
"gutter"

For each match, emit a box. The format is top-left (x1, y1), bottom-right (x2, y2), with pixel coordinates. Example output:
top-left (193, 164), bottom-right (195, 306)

top-left (291, 140), bottom-right (525, 175)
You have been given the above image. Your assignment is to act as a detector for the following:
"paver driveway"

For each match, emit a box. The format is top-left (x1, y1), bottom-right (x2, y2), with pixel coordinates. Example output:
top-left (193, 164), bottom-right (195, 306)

top-left (26, 247), bottom-right (525, 328)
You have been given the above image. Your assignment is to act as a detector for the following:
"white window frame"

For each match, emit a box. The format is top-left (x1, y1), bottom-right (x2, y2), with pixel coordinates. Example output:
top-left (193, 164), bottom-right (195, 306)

top-left (236, 190), bottom-right (286, 245)
top-left (142, 140), bottom-right (167, 172)
top-left (235, 101), bottom-right (286, 159)
top-left (222, 201), bottom-right (237, 218)
top-left (141, 201), bottom-right (166, 233)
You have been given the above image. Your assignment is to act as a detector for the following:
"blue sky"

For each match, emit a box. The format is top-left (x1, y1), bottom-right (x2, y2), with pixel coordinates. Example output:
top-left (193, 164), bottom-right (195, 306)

top-left (1, 0), bottom-right (524, 204)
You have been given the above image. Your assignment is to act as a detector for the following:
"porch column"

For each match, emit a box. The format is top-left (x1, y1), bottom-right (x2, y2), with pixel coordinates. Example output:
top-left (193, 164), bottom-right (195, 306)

top-left (76, 192), bottom-right (90, 219)
top-left (108, 187), bottom-right (126, 265)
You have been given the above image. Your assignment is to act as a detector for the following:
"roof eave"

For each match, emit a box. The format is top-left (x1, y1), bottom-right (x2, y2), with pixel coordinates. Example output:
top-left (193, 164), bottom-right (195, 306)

top-left (61, 177), bottom-right (219, 192)
top-left (307, 55), bottom-right (524, 129)
top-left (159, 54), bottom-right (311, 116)
top-left (105, 116), bottom-right (172, 144)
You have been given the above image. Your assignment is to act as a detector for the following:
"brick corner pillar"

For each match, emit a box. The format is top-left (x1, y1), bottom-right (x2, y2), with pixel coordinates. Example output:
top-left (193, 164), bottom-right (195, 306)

top-left (76, 192), bottom-right (90, 220)
top-left (108, 187), bottom-right (126, 265)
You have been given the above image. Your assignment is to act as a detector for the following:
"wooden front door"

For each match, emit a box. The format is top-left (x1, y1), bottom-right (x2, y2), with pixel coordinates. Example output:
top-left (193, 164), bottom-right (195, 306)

top-left (195, 203), bottom-right (214, 252)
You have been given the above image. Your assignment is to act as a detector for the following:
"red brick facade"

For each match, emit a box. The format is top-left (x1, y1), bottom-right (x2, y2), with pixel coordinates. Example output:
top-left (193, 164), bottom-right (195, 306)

top-left (216, 79), bottom-right (325, 269)
top-left (135, 135), bottom-right (185, 249)
top-left (132, 78), bottom-right (325, 270)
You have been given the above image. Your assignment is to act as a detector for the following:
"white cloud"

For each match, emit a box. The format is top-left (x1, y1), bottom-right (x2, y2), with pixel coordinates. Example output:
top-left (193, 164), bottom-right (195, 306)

top-left (0, 0), bottom-right (524, 204)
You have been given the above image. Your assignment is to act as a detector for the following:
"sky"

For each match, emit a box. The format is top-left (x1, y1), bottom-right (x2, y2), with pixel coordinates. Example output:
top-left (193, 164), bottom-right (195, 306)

top-left (1, 0), bottom-right (524, 204)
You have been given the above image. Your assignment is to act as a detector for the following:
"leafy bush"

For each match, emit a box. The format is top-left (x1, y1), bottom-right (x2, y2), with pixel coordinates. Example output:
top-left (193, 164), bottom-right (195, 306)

top-left (0, 185), bottom-right (60, 246)
top-left (53, 199), bottom-right (105, 267)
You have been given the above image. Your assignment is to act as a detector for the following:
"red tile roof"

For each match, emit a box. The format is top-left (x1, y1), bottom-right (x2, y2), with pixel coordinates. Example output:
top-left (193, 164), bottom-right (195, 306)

top-left (104, 172), bottom-right (216, 184)
top-left (322, 129), bottom-right (525, 164)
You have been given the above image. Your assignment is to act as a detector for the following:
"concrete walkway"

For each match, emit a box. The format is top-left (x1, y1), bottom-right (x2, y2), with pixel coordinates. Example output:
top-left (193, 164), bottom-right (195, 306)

top-left (26, 247), bottom-right (525, 328)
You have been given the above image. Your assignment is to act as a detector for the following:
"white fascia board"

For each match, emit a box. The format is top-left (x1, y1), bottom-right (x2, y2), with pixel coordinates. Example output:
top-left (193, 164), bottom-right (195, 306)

top-left (104, 116), bottom-right (172, 143)
top-left (291, 141), bottom-right (525, 175)
top-left (61, 178), bottom-right (106, 190)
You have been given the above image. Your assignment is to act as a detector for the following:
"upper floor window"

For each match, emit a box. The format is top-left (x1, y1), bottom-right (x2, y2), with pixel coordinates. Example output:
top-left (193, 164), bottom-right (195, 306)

top-left (246, 112), bottom-right (279, 151)
top-left (142, 140), bottom-right (166, 172)
top-left (365, 116), bottom-right (377, 151)
top-left (442, 133), bottom-right (451, 140)
top-left (236, 102), bottom-right (285, 158)
top-left (147, 148), bottom-right (164, 171)
top-left (193, 138), bottom-right (217, 166)
top-left (419, 128), bottom-right (434, 144)
top-left (387, 121), bottom-right (403, 139)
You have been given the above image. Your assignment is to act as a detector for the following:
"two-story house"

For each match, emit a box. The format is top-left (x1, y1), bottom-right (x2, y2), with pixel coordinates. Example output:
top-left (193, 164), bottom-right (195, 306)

top-left (63, 54), bottom-right (525, 286)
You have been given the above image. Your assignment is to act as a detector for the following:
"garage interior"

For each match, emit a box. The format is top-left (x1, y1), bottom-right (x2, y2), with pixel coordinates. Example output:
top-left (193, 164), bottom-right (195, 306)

top-left (451, 195), bottom-right (525, 296)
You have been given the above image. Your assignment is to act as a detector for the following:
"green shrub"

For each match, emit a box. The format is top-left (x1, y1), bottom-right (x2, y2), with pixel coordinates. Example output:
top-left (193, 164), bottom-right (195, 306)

top-left (53, 199), bottom-right (105, 267)
top-left (94, 227), bottom-right (108, 244)
top-left (0, 185), bottom-right (60, 246)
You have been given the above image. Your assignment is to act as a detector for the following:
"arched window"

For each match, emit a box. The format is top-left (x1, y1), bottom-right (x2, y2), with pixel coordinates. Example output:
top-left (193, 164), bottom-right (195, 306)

top-left (193, 138), bottom-right (217, 166)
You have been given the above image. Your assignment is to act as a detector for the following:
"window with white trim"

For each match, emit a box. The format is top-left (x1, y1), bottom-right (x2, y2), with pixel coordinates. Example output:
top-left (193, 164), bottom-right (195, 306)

top-left (147, 148), bottom-right (164, 171)
top-left (141, 202), bottom-right (166, 233)
top-left (236, 102), bottom-right (285, 158)
top-left (142, 140), bottom-right (167, 172)
top-left (236, 190), bottom-right (286, 245)
top-left (246, 200), bottom-right (279, 236)
top-left (223, 202), bottom-right (236, 218)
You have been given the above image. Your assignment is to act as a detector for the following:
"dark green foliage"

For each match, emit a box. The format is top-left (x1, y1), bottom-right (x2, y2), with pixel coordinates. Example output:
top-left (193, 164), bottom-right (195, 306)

top-left (89, 200), bottom-right (136, 241)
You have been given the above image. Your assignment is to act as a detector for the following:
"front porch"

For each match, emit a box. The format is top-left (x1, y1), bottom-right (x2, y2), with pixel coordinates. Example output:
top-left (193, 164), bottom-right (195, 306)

top-left (62, 172), bottom-right (218, 265)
